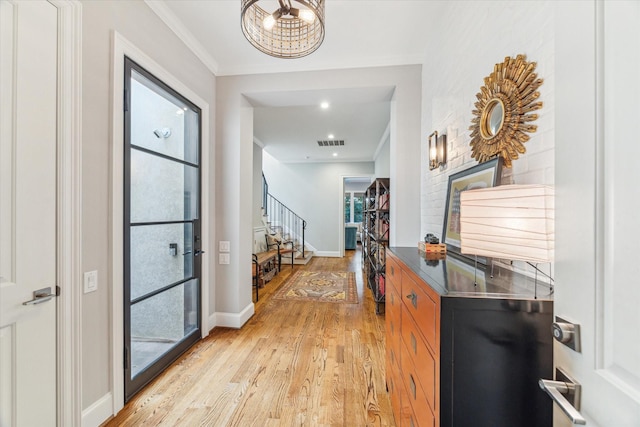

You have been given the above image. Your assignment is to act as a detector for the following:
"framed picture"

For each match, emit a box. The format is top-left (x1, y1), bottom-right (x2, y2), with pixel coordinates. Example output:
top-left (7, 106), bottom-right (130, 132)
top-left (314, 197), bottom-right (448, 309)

top-left (442, 157), bottom-right (502, 263)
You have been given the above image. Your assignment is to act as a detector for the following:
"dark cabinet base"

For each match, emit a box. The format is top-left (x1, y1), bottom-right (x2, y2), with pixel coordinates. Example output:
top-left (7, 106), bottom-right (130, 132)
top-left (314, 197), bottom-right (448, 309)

top-left (440, 298), bottom-right (553, 427)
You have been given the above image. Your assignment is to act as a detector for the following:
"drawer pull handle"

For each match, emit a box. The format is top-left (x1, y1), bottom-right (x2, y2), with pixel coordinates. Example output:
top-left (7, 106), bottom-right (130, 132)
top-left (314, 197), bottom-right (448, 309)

top-left (390, 265), bottom-right (394, 275)
top-left (409, 374), bottom-right (417, 400)
top-left (406, 291), bottom-right (418, 308)
top-left (411, 332), bottom-right (417, 354)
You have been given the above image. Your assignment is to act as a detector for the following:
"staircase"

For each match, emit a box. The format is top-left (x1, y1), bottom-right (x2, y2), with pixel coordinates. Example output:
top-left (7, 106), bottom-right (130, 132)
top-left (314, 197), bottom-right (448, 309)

top-left (262, 174), bottom-right (313, 265)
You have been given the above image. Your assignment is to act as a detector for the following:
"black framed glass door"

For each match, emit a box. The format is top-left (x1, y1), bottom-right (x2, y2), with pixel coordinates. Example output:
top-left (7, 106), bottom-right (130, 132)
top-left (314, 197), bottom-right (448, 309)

top-left (123, 57), bottom-right (202, 401)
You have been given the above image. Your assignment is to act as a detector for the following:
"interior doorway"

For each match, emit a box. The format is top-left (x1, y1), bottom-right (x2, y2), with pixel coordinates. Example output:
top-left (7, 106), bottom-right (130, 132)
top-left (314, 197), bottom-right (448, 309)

top-left (123, 57), bottom-right (203, 401)
top-left (341, 176), bottom-right (373, 256)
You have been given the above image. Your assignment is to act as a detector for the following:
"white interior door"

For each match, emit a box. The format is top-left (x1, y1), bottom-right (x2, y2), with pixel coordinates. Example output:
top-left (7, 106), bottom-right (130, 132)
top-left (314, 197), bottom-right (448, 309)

top-left (554, 2), bottom-right (640, 426)
top-left (0, 1), bottom-right (58, 425)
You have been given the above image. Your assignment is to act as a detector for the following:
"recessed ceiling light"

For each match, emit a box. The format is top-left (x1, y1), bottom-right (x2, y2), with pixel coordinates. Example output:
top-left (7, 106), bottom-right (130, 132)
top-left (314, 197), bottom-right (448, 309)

top-left (332, 152), bottom-right (338, 157)
top-left (320, 101), bottom-right (329, 109)
top-left (328, 134), bottom-right (334, 139)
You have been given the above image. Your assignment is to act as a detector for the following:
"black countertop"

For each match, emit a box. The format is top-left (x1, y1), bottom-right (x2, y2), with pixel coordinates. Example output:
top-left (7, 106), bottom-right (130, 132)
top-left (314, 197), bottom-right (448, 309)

top-left (388, 247), bottom-right (553, 301)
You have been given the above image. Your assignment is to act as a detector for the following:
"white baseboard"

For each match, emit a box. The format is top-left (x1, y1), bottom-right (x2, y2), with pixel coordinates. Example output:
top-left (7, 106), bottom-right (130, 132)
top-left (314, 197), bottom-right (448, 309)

top-left (208, 312), bottom-right (218, 333)
top-left (304, 242), bottom-right (318, 253)
top-left (313, 251), bottom-right (340, 257)
top-left (82, 392), bottom-right (113, 427)
top-left (212, 302), bottom-right (255, 329)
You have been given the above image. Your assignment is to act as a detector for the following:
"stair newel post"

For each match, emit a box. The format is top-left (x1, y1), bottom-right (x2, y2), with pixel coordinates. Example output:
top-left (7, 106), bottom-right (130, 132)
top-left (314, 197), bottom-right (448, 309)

top-left (302, 220), bottom-right (306, 258)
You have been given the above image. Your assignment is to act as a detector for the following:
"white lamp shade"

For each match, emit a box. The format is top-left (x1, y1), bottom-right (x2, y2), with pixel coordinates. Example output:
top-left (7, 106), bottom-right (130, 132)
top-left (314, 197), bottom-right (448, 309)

top-left (460, 184), bottom-right (554, 263)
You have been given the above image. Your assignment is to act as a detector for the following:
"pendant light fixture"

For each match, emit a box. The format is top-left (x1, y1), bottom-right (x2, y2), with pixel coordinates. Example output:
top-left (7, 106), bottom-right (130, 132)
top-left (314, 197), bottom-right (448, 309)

top-left (241, 0), bottom-right (325, 59)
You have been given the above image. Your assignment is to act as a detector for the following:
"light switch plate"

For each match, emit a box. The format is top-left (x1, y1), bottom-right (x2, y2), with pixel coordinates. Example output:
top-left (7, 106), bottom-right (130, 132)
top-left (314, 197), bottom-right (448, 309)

top-left (84, 270), bottom-right (98, 293)
top-left (219, 253), bottom-right (230, 264)
top-left (219, 241), bottom-right (230, 253)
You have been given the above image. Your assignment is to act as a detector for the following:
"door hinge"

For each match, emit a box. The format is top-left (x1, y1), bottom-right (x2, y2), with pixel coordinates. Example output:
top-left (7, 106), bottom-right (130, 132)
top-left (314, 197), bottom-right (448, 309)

top-left (124, 88), bottom-right (129, 112)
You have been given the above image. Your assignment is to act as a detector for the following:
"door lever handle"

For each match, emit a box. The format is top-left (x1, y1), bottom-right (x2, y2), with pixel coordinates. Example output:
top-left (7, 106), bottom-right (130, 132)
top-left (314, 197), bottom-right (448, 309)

top-left (539, 377), bottom-right (586, 425)
top-left (194, 250), bottom-right (205, 257)
top-left (22, 286), bottom-right (57, 306)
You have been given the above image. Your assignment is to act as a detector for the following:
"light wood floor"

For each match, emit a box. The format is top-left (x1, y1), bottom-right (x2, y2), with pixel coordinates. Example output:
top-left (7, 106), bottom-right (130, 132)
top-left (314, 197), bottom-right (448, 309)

top-left (106, 247), bottom-right (394, 426)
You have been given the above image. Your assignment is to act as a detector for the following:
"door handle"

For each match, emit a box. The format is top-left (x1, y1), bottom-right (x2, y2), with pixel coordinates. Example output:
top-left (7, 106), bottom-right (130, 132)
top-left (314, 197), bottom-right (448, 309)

top-left (539, 368), bottom-right (586, 425)
top-left (22, 286), bottom-right (57, 306)
top-left (194, 250), bottom-right (205, 257)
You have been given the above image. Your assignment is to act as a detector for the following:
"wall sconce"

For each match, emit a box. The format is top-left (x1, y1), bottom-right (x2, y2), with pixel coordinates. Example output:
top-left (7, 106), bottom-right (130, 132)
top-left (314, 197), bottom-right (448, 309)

top-left (428, 131), bottom-right (447, 170)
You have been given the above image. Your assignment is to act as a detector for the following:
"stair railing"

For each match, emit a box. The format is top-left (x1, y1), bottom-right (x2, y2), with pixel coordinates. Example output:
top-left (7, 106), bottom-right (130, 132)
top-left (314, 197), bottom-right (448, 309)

top-left (262, 175), bottom-right (307, 259)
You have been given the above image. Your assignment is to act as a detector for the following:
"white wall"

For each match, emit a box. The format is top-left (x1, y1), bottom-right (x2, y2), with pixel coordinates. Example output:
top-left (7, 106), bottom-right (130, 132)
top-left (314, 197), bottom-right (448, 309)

top-left (420, 0), bottom-right (555, 242)
top-left (80, 0), bottom-right (215, 417)
top-left (253, 143), bottom-right (264, 227)
top-left (263, 153), bottom-right (374, 253)
top-left (374, 135), bottom-right (390, 177)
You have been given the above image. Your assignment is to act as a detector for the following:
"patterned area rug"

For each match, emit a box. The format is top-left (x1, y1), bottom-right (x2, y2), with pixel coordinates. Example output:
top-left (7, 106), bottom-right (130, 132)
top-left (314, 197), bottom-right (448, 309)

top-left (274, 270), bottom-right (358, 304)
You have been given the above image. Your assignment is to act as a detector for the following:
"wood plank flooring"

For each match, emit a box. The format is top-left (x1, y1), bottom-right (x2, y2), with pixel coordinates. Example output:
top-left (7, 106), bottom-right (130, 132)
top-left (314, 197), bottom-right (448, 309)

top-left (105, 247), bottom-right (394, 426)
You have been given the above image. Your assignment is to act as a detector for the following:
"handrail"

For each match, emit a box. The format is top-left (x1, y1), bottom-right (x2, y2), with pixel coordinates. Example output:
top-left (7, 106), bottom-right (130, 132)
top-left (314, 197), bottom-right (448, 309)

top-left (262, 172), bottom-right (269, 215)
top-left (262, 175), bottom-right (307, 261)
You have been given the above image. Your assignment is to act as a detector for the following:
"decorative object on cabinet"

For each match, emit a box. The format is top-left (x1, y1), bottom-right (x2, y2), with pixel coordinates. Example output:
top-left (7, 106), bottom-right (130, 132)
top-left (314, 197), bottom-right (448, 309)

top-left (460, 184), bottom-right (554, 262)
top-left (468, 54), bottom-right (544, 168)
top-left (442, 157), bottom-right (502, 263)
top-left (386, 248), bottom-right (553, 427)
top-left (362, 178), bottom-right (390, 314)
top-left (460, 184), bottom-right (554, 296)
top-left (424, 233), bottom-right (439, 244)
top-left (428, 130), bottom-right (447, 170)
top-left (241, 0), bottom-right (325, 59)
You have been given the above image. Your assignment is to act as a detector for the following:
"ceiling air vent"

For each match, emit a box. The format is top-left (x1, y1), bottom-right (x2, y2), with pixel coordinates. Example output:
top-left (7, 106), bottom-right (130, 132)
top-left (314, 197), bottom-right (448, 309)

top-left (317, 140), bottom-right (345, 147)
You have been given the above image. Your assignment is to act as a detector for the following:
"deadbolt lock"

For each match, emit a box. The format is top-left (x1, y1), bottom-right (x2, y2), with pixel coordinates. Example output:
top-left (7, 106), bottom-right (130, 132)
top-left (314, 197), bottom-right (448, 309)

top-left (552, 316), bottom-right (581, 353)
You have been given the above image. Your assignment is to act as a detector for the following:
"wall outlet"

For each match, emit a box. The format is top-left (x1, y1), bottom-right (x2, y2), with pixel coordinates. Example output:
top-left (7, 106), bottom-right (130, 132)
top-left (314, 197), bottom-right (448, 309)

top-left (219, 241), bottom-right (230, 252)
top-left (84, 270), bottom-right (98, 293)
top-left (219, 253), bottom-right (230, 265)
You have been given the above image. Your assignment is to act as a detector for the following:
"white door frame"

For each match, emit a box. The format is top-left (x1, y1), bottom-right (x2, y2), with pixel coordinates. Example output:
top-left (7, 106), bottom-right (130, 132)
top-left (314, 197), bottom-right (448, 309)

top-left (110, 31), bottom-right (211, 415)
top-left (51, 0), bottom-right (83, 425)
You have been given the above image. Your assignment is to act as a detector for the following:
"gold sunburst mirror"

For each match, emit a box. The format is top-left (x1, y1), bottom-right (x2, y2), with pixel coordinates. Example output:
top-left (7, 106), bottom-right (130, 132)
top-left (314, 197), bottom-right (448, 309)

top-left (469, 54), bottom-right (543, 167)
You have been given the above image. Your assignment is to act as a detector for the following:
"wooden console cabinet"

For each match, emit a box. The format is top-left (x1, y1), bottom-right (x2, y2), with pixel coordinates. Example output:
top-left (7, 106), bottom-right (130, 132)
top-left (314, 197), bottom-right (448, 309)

top-left (386, 247), bottom-right (553, 427)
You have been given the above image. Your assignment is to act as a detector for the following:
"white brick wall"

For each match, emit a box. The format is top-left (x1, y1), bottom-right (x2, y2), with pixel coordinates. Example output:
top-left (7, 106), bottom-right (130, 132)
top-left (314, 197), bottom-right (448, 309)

top-left (420, 0), bottom-right (555, 240)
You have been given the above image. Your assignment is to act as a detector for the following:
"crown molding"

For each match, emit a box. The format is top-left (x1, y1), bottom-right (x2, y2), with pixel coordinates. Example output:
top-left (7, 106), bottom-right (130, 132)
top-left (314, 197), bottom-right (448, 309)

top-left (144, 0), bottom-right (220, 75)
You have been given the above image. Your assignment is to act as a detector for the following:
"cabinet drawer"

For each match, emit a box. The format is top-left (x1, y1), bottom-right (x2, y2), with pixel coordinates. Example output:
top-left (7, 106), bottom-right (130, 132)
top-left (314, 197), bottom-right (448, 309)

top-left (386, 284), bottom-right (402, 394)
top-left (388, 367), bottom-right (414, 427)
top-left (386, 254), bottom-right (401, 293)
top-left (386, 285), bottom-right (402, 350)
top-left (400, 340), bottom-right (436, 427)
top-left (400, 308), bottom-right (436, 411)
top-left (401, 270), bottom-right (438, 352)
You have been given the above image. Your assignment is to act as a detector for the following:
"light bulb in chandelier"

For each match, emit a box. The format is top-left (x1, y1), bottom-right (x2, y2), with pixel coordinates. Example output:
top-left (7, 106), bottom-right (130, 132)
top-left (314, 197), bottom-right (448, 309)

top-left (263, 9), bottom-right (282, 30)
top-left (291, 7), bottom-right (316, 23)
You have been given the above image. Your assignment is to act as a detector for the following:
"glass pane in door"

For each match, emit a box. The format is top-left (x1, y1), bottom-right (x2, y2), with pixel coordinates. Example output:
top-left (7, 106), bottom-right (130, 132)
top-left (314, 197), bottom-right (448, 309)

top-left (130, 69), bottom-right (199, 165)
top-left (130, 222), bottom-right (193, 300)
top-left (130, 279), bottom-right (199, 378)
top-left (124, 57), bottom-right (202, 401)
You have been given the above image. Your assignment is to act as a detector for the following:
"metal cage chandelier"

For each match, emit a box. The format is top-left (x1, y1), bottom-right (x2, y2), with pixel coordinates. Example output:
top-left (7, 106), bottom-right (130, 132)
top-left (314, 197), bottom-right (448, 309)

top-left (241, 0), bottom-right (325, 59)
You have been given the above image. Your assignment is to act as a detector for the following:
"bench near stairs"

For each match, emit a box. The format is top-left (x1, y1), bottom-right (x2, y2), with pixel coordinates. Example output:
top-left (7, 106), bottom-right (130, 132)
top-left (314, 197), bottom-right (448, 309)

top-left (252, 234), bottom-right (296, 301)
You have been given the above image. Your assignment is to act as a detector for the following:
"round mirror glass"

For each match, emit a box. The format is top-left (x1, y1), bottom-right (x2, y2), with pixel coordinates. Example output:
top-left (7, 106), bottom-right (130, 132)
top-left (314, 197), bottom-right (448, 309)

top-left (488, 101), bottom-right (504, 135)
top-left (480, 99), bottom-right (505, 139)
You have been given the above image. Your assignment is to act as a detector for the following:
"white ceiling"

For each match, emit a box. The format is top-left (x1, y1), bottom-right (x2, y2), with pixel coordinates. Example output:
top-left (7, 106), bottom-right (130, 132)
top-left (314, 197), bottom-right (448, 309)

top-left (150, 0), bottom-right (438, 163)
